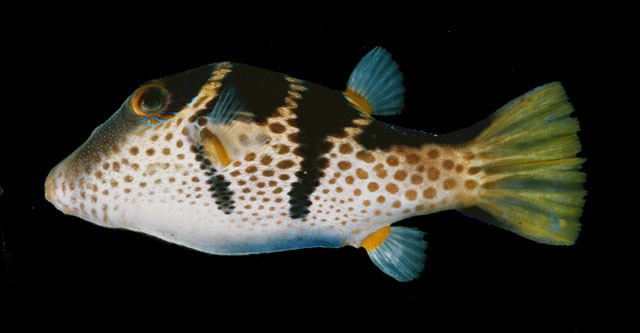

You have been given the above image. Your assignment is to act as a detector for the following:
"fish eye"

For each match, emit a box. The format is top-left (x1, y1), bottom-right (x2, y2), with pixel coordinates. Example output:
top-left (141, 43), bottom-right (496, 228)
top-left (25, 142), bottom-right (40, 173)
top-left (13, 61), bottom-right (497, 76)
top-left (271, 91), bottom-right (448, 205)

top-left (133, 85), bottom-right (166, 115)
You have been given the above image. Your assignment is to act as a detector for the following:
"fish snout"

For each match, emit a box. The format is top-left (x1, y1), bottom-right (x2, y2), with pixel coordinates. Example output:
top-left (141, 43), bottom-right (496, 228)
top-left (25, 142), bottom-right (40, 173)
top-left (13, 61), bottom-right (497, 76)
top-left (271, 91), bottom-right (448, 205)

top-left (45, 160), bottom-right (73, 214)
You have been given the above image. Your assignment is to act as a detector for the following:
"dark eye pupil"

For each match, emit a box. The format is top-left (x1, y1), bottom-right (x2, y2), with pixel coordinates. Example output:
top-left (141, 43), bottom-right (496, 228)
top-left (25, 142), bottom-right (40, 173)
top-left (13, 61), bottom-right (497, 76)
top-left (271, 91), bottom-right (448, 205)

top-left (138, 87), bottom-right (165, 113)
top-left (142, 95), bottom-right (162, 110)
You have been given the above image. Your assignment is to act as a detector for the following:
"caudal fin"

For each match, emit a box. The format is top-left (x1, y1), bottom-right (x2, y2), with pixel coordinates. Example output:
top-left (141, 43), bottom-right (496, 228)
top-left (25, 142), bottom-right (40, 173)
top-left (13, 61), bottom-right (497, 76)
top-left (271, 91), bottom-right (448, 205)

top-left (462, 82), bottom-right (586, 245)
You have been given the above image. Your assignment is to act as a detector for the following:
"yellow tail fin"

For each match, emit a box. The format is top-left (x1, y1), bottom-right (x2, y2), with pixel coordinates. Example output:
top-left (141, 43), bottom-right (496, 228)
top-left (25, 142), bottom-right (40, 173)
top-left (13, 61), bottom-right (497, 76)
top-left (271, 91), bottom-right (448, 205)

top-left (463, 82), bottom-right (586, 245)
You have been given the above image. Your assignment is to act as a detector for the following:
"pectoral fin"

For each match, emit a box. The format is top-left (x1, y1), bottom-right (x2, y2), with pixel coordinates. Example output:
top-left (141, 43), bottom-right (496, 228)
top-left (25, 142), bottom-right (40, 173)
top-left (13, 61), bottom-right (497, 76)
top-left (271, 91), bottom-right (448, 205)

top-left (194, 85), bottom-right (272, 168)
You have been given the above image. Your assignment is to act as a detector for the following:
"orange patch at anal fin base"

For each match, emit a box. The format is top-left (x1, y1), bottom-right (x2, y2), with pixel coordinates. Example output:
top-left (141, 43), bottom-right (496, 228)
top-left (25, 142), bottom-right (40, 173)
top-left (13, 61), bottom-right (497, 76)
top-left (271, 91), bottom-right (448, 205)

top-left (361, 226), bottom-right (391, 252)
top-left (361, 226), bottom-right (427, 282)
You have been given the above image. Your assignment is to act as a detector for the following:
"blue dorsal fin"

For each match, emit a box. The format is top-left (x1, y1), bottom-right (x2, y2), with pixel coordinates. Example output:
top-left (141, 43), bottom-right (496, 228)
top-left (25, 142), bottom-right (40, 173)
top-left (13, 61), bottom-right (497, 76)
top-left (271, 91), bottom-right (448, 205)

top-left (345, 47), bottom-right (405, 116)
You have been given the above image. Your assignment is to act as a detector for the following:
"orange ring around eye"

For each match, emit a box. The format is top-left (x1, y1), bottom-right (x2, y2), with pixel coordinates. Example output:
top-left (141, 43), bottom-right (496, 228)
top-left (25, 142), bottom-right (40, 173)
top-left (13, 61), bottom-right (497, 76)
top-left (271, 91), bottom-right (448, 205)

top-left (132, 83), bottom-right (167, 116)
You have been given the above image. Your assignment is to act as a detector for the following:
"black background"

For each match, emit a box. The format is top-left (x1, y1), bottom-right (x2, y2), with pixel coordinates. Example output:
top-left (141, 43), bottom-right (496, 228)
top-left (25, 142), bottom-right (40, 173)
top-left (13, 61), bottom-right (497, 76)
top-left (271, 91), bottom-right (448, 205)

top-left (1, 6), bottom-right (634, 330)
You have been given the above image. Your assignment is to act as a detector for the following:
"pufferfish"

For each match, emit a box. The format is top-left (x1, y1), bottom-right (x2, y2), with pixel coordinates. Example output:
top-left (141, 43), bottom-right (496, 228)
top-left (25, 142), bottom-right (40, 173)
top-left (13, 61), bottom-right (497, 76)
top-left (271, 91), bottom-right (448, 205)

top-left (45, 47), bottom-right (586, 281)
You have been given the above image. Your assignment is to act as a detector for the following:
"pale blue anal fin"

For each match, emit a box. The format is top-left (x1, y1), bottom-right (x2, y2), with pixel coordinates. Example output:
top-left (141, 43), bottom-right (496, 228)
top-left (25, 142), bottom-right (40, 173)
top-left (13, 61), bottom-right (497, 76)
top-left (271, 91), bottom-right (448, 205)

top-left (345, 46), bottom-right (405, 116)
top-left (361, 226), bottom-right (427, 282)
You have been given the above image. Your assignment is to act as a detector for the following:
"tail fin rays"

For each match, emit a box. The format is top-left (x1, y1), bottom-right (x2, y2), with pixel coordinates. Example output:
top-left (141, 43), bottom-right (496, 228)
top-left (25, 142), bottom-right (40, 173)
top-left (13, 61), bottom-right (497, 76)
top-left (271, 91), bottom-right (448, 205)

top-left (464, 82), bottom-right (586, 245)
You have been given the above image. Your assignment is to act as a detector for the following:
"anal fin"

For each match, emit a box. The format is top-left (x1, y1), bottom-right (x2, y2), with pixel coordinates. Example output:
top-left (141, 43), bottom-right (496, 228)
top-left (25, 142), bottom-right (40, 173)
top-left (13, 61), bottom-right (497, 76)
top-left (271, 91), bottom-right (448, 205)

top-left (362, 226), bottom-right (427, 282)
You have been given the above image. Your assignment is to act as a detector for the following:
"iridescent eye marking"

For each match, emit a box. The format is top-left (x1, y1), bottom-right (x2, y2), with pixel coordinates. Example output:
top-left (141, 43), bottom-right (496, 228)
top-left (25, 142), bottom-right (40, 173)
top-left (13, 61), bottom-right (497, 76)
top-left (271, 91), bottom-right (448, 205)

top-left (132, 83), bottom-right (196, 128)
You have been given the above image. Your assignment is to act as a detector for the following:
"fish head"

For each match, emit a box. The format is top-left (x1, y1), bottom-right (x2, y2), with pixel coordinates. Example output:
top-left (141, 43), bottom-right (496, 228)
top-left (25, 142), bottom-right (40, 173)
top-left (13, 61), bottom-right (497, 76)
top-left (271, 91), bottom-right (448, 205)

top-left (44, 63), bottom-right (236, 228)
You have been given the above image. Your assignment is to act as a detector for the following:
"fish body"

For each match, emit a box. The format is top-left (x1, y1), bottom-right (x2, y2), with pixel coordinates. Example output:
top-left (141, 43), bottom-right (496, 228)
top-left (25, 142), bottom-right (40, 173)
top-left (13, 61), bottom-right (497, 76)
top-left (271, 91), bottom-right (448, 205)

top-left (45, 47), bottom-right (586, 281)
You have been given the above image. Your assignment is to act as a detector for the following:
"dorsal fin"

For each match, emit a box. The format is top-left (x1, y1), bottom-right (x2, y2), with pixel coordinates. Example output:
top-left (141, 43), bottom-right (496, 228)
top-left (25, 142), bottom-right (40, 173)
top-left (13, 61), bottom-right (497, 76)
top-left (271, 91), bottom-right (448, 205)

top-left (194, 85), bottom-right (272, 168)
top-left (344, 46), bottom-right (405, 116)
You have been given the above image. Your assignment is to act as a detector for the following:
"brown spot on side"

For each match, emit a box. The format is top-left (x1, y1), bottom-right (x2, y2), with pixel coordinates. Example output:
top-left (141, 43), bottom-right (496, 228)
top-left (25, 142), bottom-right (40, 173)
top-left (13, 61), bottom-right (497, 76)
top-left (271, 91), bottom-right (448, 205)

top-left (455, 164), bottom-right (464, 173)
top-left (163, 148), bottom-right (171, 155)
top-left (428, 167), bottom-right (440, 181)
top-left (338, 143), bottom-right (353, 154)
top-left (376, 196), bottom-right (386, 203)
top-left (443, 178), bottom-right (457, 190)
top-left (427, 149), bottom-right (440, 159)
top-left (95, 171), bottom-right (103, 179)
top-left (423, 187), bottom-right (437, 199)
top-left (262, 169), bottom-right (274, 177)
top-left (110, 179), bottom-right (118, 188)
top-left (129, 147), bottom-right (139, 155)
top-left (279, 174), bottom-right (290, 180)
top-left (181, 127), bottom-right (189, 135)
top-left (165, 133), bottom-right (173, 141)
top-left (354, 189), bottom-right (362, 196)
top-left (405, 189), bottom-right (417, 201)
top-left (151, 134), bottom-right (159, 142)
top-left (345, 175), bottom-right (355, 184)
top-left (276, 160), bottom-right (295, 169)
top-left (386, 156), bottom-right (399, 166)
top-left (465, 179), bottom-right (478, 190)
top-left (176, 140), bottom-right (184, 148)
top-left (124, 175), bottom-right (133, 182)
top-left (393, 170), bottom-right (407, 181)
top-left (406, 153), bottom-right (420, 164)
top-left (464, 152), bottom-right (475, 160)
top-left (260, 155), bottom-right (273, 166)
top-left (269, 122), bottom-right (286, 134)
top-left (375, 169), bottom-right (388, 178)
top-left (337, 161), bottom-right (352, 171)
top-left (443, 159), bottom-right (454, 170)
top-left (367, 182), bottom-right (379, 192)
top-left (321, 142), bottom-right (334, 154)
top-left (292, 147), bottom-right (303, 157)
top-left (318, 157), bottom-right (329, 169)
top-left (356, 150), bottom-right (375, 163)
top-left (112, 162), bottom-right (120, 172)
top-left (244, 153), bottom-right (256, 162)
top-left (392, 200), bottom-right (401, 208)
top-left (356, 168), bottom-right (368, 179)
top-left (410, 174), bottom-right (423, 185)
top-left (468, 167), bottom-right (482, 175)
top-left (287, 133), bottom-right (299, 143)
top-left (385, 183), bottom-right (399, 194)
top-left (277, 144), bottom-right (290, 154)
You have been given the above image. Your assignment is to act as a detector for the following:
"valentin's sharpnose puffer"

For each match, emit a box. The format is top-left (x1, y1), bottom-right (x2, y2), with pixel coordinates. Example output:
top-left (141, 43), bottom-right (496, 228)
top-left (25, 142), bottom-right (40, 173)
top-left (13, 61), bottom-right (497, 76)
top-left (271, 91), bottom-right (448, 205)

top-left (45, 47), bottom-right (586, 281)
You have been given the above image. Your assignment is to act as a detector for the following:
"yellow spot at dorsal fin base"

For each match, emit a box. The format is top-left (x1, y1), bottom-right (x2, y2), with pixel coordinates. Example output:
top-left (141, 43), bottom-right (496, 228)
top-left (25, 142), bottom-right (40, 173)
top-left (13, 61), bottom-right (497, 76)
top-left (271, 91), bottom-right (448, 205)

top-left (361, 226), bottom-right (391, 252)
top-left (200, 128), bottom-right (232, 167)
top-left (344, 88), bottom-right (373, 116)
